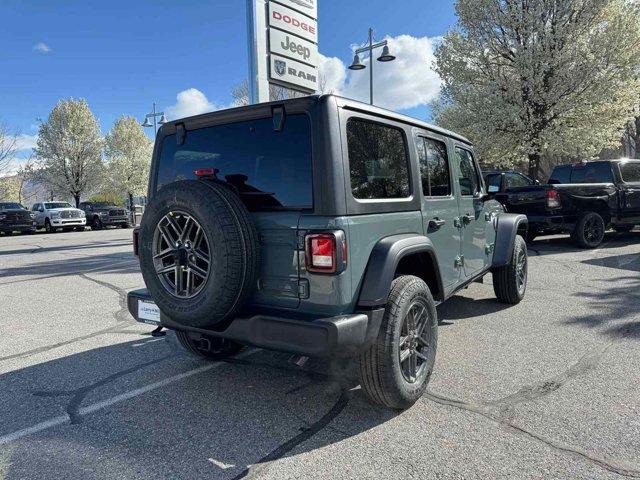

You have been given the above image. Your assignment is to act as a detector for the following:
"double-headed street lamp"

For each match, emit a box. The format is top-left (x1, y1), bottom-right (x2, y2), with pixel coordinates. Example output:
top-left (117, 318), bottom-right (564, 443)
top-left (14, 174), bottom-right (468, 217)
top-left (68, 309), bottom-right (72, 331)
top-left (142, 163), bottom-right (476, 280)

top-left (348, 27), bottom-right (396, 105)
top-left (141, 102), bottom-right (167, 137)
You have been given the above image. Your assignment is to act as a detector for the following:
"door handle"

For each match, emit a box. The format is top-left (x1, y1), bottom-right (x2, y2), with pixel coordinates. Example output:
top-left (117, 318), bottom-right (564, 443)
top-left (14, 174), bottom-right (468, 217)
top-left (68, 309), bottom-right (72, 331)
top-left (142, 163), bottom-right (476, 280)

top-left (428, 218), bottom-right (446, 230)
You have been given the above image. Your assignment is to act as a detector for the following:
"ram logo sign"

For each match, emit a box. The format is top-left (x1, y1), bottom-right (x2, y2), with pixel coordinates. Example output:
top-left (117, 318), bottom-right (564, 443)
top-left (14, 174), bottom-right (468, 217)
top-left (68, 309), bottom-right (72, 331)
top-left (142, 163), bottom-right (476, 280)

top-left (269, 54), bottom-right (318, 92)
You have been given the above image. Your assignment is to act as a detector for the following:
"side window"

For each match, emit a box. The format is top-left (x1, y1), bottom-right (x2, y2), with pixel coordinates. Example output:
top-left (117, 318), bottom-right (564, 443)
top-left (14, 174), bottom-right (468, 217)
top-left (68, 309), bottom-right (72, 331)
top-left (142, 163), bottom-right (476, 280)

top-left (455, 147), bottom-right (480, 196)
top-left (484, 174), bottom-right (502, 193)
top-left (416, 137), bottom-right (451, 196)
top-left (620, 162), bottom-right (640, 182)
top-left (347, 119), bottom-right (410, 199)
top-left (504, 173), bottom-right (531, 189)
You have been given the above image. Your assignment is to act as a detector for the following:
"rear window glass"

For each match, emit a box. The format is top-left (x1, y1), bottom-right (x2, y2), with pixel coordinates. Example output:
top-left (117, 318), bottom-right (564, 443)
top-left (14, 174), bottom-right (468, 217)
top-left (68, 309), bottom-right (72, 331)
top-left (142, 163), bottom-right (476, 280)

top-left (549, 165), bottom-right (571, 184)
top-left (156, 115), bottom-right (312, 210)
top-left (619, 162), bottom-right (640, 182)
top-left (570, 163), bottom-right (613, 183)
top-left (347, 119), bottom-right (410, 199)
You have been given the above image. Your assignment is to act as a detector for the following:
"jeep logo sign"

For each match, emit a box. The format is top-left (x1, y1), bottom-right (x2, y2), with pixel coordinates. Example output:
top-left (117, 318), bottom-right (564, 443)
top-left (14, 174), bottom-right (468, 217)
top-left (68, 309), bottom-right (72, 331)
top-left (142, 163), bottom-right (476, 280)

top-left (269, 28), bottom-right (318, 67)
top-left (269, 3), bottom-right (318, 43)
top-left (269, 54), bottom-right (318, 92)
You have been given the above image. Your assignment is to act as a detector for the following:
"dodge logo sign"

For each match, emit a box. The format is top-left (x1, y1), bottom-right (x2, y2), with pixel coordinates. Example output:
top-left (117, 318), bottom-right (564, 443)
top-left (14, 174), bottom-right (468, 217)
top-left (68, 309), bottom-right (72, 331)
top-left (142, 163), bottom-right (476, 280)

top-left (269, 3), bottom-right (318, 43)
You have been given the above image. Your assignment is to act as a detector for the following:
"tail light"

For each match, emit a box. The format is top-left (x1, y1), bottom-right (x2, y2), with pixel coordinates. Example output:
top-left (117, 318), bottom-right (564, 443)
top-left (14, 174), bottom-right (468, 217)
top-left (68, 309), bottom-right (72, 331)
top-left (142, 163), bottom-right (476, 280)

top-left (133, 228), bottom-right (140, 257)
top-left (305, 231), bottom-right (347, 274)
top-left (546, 189), bottom-right (561, 209)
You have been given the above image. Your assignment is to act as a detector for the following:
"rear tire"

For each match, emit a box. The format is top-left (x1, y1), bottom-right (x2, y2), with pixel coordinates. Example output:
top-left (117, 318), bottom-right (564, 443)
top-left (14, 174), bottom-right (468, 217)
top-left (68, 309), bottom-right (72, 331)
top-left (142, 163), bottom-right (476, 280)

top-left (573, 212), bottom-right (605, 248)
top-left (359, 275), bottom-right (438, 410)
top-left (493, 235), bottom-right (527, 304)
top-left (174, 331), bottom-right (243, 360)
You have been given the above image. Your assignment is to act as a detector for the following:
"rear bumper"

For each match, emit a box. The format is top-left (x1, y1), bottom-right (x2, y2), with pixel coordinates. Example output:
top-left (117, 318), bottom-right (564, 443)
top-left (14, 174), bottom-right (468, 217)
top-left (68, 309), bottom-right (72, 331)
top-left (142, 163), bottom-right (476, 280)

top-left (127, 289), bottom-right (383, 357)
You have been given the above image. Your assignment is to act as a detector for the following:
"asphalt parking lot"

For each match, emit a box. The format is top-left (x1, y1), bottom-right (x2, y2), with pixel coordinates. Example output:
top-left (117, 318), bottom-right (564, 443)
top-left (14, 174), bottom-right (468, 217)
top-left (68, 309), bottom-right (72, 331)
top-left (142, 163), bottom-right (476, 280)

top-left (0, 228), bottom-right (639, 480)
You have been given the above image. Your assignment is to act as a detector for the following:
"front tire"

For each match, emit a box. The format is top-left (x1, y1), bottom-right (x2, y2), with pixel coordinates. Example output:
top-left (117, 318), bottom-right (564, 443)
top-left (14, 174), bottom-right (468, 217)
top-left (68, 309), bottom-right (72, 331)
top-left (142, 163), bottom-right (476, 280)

top-left (174, 331), bottom-right (243, 360)
top-left (359, 275), bottom-right (438, 410)
top-left (573, 212), bottom-right (605, 248)
top-left (92, 217), bottom-right (103, 230)
top-left (493, 235), bottom-right (527, 304)
top-left (45, 219), bottom-right (55, 233)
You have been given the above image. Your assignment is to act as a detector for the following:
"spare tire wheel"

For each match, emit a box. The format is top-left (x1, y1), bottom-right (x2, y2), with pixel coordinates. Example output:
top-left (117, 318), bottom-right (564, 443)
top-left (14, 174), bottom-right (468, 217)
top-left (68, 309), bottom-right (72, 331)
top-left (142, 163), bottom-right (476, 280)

top-left (139, 180), bottom-right (260, 328)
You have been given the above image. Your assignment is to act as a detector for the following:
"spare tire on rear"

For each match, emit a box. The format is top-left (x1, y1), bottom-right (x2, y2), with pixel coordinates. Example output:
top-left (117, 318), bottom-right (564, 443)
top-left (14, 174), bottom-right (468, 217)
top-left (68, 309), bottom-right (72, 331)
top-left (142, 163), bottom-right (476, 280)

top-left (139, 180), bottom-right (260, 328)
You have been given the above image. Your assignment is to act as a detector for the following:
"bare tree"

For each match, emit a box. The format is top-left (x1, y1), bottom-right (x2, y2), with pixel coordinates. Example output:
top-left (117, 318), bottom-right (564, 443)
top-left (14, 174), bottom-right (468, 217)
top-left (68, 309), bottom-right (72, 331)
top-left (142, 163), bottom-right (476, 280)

top-left (231, 79), bottom-right (308, 107)
top-left (0, 121), bottom-right (18, 176)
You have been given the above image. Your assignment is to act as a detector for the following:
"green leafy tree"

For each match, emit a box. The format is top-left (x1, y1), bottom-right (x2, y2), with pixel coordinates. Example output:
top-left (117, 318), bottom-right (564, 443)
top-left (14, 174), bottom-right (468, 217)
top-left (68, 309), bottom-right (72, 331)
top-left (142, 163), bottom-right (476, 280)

top-left (104, 116), bottom-right (152, 207)
top-left (433, 0), bottom-right (640, 179)
top-left (35, 99), bottom-right (104, 206)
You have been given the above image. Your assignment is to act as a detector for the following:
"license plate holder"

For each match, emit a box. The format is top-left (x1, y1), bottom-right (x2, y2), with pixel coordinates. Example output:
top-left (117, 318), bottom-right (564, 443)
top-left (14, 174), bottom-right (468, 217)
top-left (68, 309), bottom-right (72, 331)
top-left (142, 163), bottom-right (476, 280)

top-left (138, 300), bottom-right (161, 325)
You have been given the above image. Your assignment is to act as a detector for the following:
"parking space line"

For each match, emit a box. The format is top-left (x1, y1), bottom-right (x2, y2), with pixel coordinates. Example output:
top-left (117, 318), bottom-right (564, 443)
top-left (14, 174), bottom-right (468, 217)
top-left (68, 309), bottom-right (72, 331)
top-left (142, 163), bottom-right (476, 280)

top-left (0, 350), bottom-right (256, 446)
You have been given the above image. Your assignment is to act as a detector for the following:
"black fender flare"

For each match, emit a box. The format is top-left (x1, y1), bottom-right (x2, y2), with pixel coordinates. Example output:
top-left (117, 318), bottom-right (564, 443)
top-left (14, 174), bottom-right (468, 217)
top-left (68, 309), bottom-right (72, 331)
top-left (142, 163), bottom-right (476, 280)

top-left (492, 213), bottom-right (528, 267)
top-left (357, 234), bottom-right (444, 308)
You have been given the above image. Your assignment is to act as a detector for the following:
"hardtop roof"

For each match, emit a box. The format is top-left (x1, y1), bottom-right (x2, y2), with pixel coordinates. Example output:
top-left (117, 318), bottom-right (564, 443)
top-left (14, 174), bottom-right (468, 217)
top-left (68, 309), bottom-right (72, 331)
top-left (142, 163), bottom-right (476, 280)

top-left (161, 94), bottom-right (472, 145)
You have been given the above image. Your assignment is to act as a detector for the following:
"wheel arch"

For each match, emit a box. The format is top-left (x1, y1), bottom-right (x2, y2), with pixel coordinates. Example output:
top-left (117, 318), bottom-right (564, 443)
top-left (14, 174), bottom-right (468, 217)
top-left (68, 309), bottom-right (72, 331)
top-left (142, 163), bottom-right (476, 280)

top-left (356, 234), bottom-right (445, 308)
top-left (492, 213), bottom-right (528, 267)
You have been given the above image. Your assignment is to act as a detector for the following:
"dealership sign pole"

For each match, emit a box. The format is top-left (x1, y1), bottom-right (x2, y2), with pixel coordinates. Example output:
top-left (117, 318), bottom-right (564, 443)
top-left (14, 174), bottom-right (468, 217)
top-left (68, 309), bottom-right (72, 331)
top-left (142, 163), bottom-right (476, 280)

top-left (247, 0), bottom-right (318, 104)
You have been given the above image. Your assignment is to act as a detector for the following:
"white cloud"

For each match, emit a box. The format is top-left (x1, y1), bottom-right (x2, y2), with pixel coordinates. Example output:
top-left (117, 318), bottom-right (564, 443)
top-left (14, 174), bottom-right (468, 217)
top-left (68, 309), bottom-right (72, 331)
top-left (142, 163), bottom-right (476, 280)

top-left (318, 35), bottom-right (441, 111)
top-left (165, 88), bottom-right (219, 120)
top-left (33, 42), bottom-right (52, 54)
top-left (15, 134), bottom-right (38, 151)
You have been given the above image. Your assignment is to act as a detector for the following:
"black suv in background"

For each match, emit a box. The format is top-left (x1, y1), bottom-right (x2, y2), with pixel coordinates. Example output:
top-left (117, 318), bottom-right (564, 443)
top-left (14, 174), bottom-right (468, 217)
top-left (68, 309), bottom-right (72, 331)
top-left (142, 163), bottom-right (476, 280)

top-left (0, 202), bottom-right (36, 235)
top-left (485, 160), bottom-right (640, 247)
top-left (80, 202), bottom-right (131, 230)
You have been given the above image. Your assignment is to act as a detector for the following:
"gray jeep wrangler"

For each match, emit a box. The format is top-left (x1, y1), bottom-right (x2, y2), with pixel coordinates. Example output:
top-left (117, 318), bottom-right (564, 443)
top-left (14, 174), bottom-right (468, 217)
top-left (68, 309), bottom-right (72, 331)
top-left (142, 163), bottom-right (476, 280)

top-left (128, 95), bottom-right (528, 410)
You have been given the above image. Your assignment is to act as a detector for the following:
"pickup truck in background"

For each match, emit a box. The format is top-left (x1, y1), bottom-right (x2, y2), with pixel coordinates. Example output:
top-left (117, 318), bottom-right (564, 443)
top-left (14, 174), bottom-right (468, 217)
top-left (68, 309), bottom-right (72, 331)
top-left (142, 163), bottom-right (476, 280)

top-left (484, 159), bottom-right (640, 248)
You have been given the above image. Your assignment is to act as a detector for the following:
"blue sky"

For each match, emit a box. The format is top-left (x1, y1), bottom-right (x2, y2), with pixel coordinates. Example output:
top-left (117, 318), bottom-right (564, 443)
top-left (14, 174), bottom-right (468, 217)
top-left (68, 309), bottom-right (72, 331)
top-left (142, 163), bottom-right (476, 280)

top-left (0, 0), bottom-right (457, 161)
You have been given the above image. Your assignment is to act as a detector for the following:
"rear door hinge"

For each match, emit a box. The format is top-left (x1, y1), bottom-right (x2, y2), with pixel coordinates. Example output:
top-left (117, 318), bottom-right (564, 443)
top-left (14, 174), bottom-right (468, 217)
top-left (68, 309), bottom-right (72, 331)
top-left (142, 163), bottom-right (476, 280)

top-left (485, 243), bottom-right (495, 255)
top-left (455, 255), bottom-right (465, 268)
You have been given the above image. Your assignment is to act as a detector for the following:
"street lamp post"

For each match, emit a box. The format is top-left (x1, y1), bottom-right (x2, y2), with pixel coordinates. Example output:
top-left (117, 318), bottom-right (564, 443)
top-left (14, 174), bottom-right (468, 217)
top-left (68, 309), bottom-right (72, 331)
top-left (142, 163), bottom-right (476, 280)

top-left (141, 102), bottom-right (167, 137)
top-left (348, 27), bottom-right (396, 105)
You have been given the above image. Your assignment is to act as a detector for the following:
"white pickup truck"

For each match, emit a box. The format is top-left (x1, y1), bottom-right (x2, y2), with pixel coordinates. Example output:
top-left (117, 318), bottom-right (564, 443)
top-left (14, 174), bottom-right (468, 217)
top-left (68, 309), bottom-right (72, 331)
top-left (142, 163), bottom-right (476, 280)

top-left (31, 201), bottom-right (86, 233)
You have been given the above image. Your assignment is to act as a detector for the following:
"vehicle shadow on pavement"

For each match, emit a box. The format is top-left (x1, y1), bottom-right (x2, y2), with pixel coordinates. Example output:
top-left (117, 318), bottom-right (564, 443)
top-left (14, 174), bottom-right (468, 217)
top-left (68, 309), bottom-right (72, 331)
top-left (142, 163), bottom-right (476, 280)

top-left (437, 293), bottom-right (511, 323)
top-left (565, 274), bottom-right (640, 340)
top-left (529, 231), bottom-right (640, 256)
top-left (0, 336), bottom-right (395, 479)
top-left (0, 251), bottom-right (139, 283)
